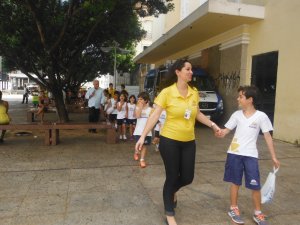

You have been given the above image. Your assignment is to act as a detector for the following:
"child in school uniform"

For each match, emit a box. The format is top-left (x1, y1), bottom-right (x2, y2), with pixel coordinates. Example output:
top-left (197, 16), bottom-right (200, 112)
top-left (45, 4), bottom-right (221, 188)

top-left (133, 92), bottom-right (152, 168)
top-left (117, 93), bottom-right (128, 140)
top-left (152, 109), bottom-right (166, 151)
top-left (109, 92), bottom-right (119, 129)
top-left (127, 95), bottom-right (137, 141)
top-left (217, 86), bottom-right (280, 225)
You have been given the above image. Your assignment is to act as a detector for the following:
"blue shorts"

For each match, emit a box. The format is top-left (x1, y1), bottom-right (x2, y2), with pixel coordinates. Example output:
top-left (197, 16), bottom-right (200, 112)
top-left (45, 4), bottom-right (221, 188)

top-left (127, 119), bottom-right (137, 125)
top-left (134, 135), bottom-right (151, 146)
top-left (223, 153), bottom-right (261, 190)
top-left (116, 118), bottom-right (127, 125)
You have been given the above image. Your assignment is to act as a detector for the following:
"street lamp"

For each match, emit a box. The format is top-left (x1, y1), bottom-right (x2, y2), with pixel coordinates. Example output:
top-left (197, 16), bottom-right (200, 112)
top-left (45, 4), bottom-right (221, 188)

top-left (100, 41), bottom-right (130, 88)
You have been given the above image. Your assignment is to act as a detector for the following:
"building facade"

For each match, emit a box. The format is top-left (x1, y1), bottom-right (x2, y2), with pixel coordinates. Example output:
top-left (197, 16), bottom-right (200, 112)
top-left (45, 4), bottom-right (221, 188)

top-left (134, 0), bottom-right (300, 144)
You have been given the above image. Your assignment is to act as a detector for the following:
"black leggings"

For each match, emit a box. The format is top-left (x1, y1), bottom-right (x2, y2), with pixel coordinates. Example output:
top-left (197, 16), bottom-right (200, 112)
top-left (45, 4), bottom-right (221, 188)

top-left (159, 135), bottom-right (196, 216)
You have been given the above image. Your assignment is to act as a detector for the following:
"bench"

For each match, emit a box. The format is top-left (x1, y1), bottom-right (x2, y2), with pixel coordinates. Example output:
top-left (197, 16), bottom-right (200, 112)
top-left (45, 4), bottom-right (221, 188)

top-left (50, 122), bottom-right (116, 145)
top-left (27, 107), bottom-right (57, 122)
top-left (0, 122), bottom-right (116, 145)
top-left (0, 123), bottom-right (54, 145)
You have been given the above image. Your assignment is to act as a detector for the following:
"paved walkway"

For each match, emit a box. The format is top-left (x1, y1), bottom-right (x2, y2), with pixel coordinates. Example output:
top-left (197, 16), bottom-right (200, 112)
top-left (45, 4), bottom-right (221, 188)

top-left (0, 95), bottom-right (299, 225)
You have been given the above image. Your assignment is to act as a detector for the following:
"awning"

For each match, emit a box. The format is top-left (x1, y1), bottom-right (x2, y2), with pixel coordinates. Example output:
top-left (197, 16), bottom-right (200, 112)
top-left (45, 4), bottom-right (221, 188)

top-left (134, 0), bottom-right (265, 64)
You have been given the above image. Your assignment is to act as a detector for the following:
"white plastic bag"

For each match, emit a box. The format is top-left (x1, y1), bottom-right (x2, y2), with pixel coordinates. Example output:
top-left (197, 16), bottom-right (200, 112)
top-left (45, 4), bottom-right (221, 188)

top-left (261, 167), bottom-right (279, 204)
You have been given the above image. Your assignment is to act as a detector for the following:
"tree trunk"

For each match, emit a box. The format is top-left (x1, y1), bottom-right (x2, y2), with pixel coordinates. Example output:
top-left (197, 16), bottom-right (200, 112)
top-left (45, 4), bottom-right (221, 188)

top-left (52, 90), bottom-right (69, 122)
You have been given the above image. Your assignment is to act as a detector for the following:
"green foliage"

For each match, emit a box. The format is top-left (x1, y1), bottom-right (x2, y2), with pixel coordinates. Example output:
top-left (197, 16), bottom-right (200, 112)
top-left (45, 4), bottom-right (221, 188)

top-left (0, 0), bottom-right (174, 120)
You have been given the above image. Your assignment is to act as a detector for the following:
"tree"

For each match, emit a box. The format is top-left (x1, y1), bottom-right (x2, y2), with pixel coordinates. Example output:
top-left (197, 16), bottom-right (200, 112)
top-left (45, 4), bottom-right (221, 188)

top-left (0, 0), bottom-right (174, 122)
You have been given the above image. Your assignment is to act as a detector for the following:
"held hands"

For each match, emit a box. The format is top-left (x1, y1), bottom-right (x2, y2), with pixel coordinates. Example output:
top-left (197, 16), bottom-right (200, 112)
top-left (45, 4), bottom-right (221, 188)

top-left (211, 124), bottom-right (223, 137)
top-left (215, 128), bottom-right (226, 138)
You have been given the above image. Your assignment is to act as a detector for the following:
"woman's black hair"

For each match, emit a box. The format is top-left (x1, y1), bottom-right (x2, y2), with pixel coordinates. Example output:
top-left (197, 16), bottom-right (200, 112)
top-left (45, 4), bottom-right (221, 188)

top-left (160, 59), bottom-right (193, 90)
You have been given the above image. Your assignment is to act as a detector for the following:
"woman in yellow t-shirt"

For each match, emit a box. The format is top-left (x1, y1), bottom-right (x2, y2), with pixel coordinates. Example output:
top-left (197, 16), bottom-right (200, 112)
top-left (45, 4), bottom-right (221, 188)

top-left (135, 59), bottom-right (221, 225)
top-left (0, 91), bottom-right (11, 143)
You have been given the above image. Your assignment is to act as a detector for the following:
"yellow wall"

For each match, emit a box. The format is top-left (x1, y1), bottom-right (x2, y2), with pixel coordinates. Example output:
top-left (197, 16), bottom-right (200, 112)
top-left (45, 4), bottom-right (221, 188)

top-left (164, 0), bottom-right (181, 33)
top-left (247, 0), bottom-right (300, 143)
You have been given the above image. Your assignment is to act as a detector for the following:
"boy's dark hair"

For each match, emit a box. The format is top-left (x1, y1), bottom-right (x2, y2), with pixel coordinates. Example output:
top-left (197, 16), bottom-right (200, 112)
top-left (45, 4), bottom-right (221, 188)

top-left (238, 85), bottom-right (260, 109)
top-left (137, 92), bottom-right (150, 103)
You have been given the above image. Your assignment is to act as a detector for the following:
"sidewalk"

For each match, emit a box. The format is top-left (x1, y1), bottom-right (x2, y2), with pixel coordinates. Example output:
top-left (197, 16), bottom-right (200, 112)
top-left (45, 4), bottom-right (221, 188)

top-left (0, 95), bottom-right (300, 225)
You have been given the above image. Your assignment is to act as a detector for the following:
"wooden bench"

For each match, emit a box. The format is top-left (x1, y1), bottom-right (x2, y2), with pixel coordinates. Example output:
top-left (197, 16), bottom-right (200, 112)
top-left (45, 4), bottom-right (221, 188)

top-left (50, 122), bottom-right (116, 145)
top-left (0, 123), bottom-right (54, 145)
top-left (27, 107), bottom-right (57, 122)
top-left (0, 122), bottom-right (116, 145)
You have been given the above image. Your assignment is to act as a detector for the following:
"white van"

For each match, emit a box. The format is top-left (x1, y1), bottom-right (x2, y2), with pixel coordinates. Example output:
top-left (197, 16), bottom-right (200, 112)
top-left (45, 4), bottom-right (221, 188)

top-left (144, 68), bottom-right (224, 121)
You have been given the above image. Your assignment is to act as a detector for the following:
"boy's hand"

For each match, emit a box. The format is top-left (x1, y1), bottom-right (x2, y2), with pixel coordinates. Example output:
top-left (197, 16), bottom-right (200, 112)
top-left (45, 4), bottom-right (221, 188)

top-left (272, 157), bottom-right (280, 168)
top-left (215, 129), bottom-right (226, 138)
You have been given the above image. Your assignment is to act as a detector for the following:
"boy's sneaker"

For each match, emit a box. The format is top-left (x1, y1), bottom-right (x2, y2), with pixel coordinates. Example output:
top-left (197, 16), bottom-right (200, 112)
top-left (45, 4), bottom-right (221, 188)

top-left (253, 213), bottom-right (268, 225)
top-left (119, 135), bottom-right (123, 140)
top-left (122, 135), bottom-right (127, 140)
top-left (228, 206), bottom-right (244, 224)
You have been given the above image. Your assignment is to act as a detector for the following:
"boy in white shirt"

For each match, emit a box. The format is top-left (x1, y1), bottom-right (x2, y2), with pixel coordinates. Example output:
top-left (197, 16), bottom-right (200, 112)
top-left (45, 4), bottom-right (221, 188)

top-left (217, 86), bottom-right (280, 225)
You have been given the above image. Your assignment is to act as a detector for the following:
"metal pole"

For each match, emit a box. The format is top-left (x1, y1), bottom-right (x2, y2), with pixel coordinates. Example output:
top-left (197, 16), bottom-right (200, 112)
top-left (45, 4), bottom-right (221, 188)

top-left (113, 45), bottom-right (117, 88)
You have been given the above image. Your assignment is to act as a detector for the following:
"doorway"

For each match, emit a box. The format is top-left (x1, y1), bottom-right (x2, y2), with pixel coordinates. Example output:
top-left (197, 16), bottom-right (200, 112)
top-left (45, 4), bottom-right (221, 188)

top-left (251, 51), bottom-right (278, 123)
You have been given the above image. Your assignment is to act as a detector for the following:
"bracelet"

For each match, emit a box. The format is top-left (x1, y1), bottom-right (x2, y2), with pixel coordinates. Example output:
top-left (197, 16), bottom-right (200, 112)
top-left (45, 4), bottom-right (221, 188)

top-left (210, 122), bottom-right (216, 128)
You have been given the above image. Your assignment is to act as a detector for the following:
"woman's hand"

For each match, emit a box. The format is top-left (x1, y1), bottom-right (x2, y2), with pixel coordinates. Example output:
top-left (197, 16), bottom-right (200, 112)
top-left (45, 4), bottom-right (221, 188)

top-left (135, 136), bottom-right (145, 151)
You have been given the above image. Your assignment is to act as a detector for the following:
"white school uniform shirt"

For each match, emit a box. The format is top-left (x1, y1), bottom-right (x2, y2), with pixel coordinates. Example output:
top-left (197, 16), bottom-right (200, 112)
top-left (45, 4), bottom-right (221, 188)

top-left (127, 103), bottom-right (136, 119)
top-left (225, 110), bottom-right (273, 158)
top-left (111, 98), bottom-right (118, 115)
top-left (117, 102), bottom-right (127, 119)
top-left (154, 110), bottom-right (166, 131)
top-left (133, 106), bottom-right (152, 137)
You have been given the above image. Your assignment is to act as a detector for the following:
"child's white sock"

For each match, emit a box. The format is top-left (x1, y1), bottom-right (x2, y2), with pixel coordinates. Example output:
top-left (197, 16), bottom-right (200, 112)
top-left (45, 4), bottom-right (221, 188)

top-left (254, 210), bottom-right (262, 215)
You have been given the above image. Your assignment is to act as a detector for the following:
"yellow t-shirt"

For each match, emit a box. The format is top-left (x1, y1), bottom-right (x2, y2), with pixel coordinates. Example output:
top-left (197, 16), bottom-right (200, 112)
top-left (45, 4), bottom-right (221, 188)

top-left (154, 83), bottom-right (199, 142)
top-left (0, 104), bottom-right (9, 124)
